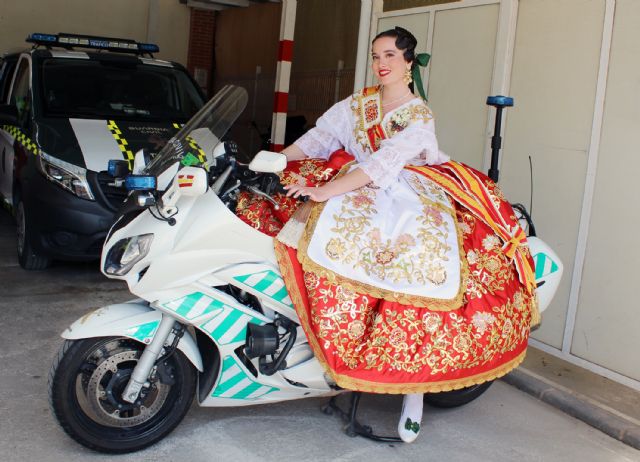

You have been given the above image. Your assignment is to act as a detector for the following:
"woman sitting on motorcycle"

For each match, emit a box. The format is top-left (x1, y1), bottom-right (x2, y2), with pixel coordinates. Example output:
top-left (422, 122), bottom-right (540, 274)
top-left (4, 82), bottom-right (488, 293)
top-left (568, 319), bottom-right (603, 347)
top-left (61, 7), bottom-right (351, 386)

top-left (237, 26), bottom-right (539, 443)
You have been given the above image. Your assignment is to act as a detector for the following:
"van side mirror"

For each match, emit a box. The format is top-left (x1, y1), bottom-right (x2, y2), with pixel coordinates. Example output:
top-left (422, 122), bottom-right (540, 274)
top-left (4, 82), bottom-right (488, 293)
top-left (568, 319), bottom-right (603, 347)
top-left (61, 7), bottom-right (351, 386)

top-left (0, 104), bottom-right (18, 126)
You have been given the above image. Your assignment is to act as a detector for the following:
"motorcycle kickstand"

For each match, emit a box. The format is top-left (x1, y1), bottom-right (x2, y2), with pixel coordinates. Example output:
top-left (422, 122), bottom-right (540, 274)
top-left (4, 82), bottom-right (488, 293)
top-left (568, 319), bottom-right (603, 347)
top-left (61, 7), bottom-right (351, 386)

top-left (322, 392), bottom-right (402, 443)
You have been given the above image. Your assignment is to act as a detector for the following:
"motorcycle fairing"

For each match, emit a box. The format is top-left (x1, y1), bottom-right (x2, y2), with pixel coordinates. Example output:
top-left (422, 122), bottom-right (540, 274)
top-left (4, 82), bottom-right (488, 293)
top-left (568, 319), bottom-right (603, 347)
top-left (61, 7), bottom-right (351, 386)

top-left (61, 302), bottom-right (204, 371)
top-left (528, 236), bottom-right (563, 313)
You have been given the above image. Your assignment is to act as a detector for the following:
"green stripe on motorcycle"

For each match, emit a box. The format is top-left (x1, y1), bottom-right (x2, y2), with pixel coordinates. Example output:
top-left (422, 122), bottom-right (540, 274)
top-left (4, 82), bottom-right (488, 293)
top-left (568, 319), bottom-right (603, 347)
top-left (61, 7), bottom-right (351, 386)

top-left (232, 381), bottom-right (263, 399)
top-left (234, 270), bottom-right (292, 307)
top-left (212, 356), bottom-right (278, 399)
top-left (252, 271), bottom-right (279, 292)
top-left (211, 309), bottom-right (244, 340)
top-left (534, 253), bottom-right (559, 279)
top-left (215, 371), bottom-right (246, 395)
top-left (126, 321), bottom-right (159, 341)
top-left (174, 292), bottom-right (204, 317)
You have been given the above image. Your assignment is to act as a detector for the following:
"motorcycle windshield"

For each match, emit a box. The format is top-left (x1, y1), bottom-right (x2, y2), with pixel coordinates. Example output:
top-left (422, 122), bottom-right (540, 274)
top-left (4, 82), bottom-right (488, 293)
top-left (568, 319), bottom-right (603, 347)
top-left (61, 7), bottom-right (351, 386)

top-left (144, 85), bottom-right (248, 180)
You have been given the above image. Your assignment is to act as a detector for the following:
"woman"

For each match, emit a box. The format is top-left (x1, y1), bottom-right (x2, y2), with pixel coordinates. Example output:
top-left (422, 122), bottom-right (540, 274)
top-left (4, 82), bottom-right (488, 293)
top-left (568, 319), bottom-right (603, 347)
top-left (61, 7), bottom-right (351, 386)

top-left (238, 27), bottom-right (538, 443)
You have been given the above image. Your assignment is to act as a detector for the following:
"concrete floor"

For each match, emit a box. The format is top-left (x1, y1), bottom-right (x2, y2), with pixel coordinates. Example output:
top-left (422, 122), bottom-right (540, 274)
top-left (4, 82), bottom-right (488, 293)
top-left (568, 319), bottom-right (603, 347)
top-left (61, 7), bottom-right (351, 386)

top-left (0, 210), bottom-right (638, 462)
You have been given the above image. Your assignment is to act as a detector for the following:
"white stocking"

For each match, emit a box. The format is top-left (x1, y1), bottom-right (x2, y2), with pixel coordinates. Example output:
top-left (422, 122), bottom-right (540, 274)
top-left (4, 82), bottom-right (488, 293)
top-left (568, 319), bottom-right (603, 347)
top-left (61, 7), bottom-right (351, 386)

top-left (398, 393), bottom-right (423, 443)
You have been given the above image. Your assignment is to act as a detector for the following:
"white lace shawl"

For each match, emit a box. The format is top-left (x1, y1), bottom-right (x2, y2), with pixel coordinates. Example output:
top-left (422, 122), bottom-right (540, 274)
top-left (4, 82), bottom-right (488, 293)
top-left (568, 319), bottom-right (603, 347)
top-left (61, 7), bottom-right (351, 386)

top-left (293, 96), bottom-right (450, 189)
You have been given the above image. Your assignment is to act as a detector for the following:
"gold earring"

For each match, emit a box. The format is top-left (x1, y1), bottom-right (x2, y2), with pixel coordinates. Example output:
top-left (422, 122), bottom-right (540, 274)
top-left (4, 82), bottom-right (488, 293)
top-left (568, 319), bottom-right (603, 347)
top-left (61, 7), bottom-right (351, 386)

top-left (404, 68), bottom-right (413, 85)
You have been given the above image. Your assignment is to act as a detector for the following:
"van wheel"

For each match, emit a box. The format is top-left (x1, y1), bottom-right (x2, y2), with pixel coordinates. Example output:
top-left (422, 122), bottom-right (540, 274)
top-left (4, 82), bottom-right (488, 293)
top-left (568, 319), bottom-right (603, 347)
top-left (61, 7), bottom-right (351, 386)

top-left (16, 198), bottom-right (50, 270)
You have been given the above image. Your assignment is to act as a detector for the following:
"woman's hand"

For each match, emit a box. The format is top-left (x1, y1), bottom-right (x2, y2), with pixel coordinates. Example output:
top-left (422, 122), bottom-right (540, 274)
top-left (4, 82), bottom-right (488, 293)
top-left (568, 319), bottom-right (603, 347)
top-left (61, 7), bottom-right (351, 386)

top-left (284, 184), bottom-right (334, 202)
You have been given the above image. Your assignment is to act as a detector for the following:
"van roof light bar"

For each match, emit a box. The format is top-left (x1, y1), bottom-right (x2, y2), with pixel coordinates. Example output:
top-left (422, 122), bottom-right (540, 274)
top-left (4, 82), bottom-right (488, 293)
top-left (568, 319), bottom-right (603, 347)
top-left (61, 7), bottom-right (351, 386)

top-left (26, 33), bottom-right (159, 56)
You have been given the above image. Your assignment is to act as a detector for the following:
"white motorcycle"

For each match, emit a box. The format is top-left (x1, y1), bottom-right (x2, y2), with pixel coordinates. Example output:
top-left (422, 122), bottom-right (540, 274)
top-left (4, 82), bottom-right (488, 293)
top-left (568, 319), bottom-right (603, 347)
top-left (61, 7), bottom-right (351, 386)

top-left (48, 85), bottom-right (563, 453)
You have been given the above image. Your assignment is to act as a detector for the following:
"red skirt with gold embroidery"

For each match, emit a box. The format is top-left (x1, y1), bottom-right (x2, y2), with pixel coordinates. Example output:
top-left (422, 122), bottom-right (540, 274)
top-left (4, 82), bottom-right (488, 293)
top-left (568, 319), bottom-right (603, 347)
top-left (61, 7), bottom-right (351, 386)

top-left (236, 154), bottom-right (536, 394)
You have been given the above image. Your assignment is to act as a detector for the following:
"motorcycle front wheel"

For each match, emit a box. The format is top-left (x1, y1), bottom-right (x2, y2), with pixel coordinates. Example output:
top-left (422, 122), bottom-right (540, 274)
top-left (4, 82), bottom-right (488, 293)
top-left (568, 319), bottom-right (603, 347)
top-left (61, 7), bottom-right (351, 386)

top-left (423, 381), bottom-right (493, 408)
top-left (48, 337), bottom-right (196, 453)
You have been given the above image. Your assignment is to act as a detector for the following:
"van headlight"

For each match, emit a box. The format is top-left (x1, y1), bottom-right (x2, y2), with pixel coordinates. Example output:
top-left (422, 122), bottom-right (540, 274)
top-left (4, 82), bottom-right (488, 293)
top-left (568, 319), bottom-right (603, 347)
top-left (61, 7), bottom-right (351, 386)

top-left (39, 152), bottom-right (95, 200)
top-left (104, 234), bottom-right (154, 275)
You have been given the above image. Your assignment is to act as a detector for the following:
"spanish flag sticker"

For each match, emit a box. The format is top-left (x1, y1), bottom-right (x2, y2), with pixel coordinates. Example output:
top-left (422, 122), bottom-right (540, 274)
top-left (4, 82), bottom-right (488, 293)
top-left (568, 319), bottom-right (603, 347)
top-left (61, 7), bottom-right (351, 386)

top-left (177, 174), bottom-right (195, 188)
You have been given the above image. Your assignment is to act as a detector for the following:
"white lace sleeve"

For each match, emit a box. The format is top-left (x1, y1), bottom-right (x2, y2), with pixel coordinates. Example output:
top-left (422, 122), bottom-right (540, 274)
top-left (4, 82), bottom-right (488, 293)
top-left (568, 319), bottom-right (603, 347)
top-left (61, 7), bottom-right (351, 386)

top-left (357, 117), bottom-right (449, 189)
top-left (293, 99), bottom-right (350, 160)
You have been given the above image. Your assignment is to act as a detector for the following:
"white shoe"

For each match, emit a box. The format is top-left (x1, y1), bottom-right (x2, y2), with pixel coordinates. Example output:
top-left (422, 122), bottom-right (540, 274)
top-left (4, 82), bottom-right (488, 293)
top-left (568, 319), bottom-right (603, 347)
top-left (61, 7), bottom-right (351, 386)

top-left (398, 393), bottom-right (423, 443)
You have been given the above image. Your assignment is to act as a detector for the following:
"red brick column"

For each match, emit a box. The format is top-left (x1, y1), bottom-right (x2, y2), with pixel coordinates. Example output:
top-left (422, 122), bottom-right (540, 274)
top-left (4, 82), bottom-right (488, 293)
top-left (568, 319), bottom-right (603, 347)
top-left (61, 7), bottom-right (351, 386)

top-left (187, 8), bottom-right (216, 96)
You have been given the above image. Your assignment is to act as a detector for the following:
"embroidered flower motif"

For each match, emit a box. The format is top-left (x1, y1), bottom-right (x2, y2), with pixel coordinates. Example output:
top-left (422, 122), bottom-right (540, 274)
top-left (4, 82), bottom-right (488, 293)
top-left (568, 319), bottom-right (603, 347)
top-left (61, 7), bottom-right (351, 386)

top-left (365, 352), bottom-right (378, 366)
top-left (352, 193), bottom-right (375, 209)
top-left (424, 204), bottom-right (444, 226)
top-left (304, 271), bottom-right (320, 290)
top-left (460, 222), bottom-right (472, 234)
top-left (471, 312), bottom-right (497, 334)
top-left (483, 255), bottom-right (502, 274)
top-left (326, 238), bottom-right (347, 260)
top-left (375, 249), bottom-right (396, 265)
top-left (395, 233), bottom-right (416, 252)
top-left (368, 228), bottom-right (382, 244)
top-left (482, 235), bottom-right (501, 251)
top-left (422, 313), bottom-right (442, 334)
top-left (502, 319), bottom-right (513, 338)
top-left (335, 285), bottom-right (357, 304)
top-left (389, 327), bottom-right (407, 348)
top-left (364, 100), bottom-right (379, 123)
top-left (426, 264), bottom-right (447, 285)
top-left (513, 291), bottom-right (525, 311)
top-left (348, 320), bottom-right (366, 339)
top-left (453, 332), bottom-right (472, 353)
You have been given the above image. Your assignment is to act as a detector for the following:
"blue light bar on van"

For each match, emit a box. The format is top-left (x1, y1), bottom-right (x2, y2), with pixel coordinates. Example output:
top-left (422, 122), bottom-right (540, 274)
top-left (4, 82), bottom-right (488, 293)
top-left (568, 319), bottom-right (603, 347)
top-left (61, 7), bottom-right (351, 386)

top-left (125, 175), bottom-right (157, 191)
top-left (138, 43), bottom-right (160, 53)
top-left (29, 33), bottom-right (57, 43)
top-left (26, 33), bottom-right (159, 55)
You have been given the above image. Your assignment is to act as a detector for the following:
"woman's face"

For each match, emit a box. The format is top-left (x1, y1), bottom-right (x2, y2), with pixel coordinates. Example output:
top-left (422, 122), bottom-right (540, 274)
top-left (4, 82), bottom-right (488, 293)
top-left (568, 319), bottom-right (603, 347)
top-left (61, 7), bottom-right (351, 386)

top-left (371, 36), bottom-right (411, 86)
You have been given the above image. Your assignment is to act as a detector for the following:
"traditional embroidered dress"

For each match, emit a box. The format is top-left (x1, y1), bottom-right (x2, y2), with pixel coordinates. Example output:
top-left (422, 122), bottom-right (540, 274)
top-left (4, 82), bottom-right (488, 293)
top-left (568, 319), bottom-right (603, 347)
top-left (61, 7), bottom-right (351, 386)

top-left (238, 86), bottom-right (539, 394)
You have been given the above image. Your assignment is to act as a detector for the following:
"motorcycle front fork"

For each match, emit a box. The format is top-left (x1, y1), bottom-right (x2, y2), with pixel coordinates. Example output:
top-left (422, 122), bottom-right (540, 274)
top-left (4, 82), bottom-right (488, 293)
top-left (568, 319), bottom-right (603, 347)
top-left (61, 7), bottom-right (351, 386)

top-left (121, 314), bottom-right (177, 404)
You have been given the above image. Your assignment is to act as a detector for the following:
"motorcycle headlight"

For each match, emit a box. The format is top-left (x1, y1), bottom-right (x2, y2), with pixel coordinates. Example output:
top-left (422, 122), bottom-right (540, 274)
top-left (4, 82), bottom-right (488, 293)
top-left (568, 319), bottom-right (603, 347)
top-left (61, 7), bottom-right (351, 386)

top-left (39, 152), bottom-right (95, 200)
top-left (104, 234), bottom-right (154, 276)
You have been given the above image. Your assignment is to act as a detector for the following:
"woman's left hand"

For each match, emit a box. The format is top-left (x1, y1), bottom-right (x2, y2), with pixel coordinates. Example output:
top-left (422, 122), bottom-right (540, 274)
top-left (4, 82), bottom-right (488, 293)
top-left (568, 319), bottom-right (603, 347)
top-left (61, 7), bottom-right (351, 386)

top-left (284, 184), bottom-right (333, 202)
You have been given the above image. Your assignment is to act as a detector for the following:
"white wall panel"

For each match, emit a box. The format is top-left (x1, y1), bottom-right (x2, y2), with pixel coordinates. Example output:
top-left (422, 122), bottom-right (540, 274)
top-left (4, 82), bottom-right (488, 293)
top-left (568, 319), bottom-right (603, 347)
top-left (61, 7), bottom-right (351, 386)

top-left (571, 0), bottom-right (640, 381)
top-left (428, 4), bottom-right (499, 169)
top-left (499, 0), bottom-right (605, 348)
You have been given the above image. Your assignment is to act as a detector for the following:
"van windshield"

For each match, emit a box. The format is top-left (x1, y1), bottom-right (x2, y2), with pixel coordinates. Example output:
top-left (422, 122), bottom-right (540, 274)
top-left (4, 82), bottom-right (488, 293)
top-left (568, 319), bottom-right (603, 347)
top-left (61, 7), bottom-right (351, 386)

top-left (39, 58), bottom-right (204, 121)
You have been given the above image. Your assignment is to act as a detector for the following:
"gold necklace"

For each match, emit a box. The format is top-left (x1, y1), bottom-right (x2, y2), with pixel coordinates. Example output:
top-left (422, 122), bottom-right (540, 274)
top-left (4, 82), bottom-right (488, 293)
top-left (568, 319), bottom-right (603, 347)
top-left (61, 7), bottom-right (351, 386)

top-left (381, 89), bottom-right (412, 107)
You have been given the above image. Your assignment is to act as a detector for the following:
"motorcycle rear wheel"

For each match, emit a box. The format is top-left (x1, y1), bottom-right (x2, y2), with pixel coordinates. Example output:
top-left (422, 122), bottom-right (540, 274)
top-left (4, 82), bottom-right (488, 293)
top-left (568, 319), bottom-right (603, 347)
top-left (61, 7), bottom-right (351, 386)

top-left (48, 337), bottom-right (196, 453)
top-left (423, 381), bottom-right (493, 408)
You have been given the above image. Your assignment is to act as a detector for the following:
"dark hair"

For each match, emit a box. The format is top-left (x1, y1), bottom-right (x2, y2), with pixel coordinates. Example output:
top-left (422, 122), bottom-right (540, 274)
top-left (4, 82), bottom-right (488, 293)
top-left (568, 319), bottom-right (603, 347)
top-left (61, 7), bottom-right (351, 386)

top-left (372, 26), bottom-right (418, 66)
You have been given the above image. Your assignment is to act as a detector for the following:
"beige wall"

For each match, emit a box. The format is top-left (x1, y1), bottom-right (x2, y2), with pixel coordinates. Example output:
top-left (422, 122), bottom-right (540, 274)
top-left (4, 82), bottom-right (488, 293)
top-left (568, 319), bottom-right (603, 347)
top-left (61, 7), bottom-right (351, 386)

top-left (571, 0), bottom-right (640, 379)
top-left (0, 0), bottom-right (190, 65)
top-left (428, 4), bottom-right (498, 169)
top-left (500, 0), bottom-right (605, 349)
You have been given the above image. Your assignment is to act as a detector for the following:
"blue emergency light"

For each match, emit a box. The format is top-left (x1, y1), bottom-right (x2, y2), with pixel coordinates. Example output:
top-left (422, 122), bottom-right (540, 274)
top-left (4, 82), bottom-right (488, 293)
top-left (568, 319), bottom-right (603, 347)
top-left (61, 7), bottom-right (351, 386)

top-left (26, 33), bottom-right (159, 55)
top-left (125, 175), bottom-right (157, 191)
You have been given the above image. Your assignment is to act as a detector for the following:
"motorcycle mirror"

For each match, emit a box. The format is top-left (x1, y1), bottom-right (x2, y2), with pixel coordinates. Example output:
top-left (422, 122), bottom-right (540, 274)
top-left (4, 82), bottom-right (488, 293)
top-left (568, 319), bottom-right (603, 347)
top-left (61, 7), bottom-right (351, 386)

top-left (249, 150), bottom-right (287, 173)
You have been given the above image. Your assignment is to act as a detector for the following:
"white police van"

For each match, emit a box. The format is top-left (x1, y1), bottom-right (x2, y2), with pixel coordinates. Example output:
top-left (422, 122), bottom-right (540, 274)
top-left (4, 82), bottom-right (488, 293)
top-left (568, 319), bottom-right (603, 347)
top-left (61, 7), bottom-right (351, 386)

top-left (0, 33), bottom-right (205, 269)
